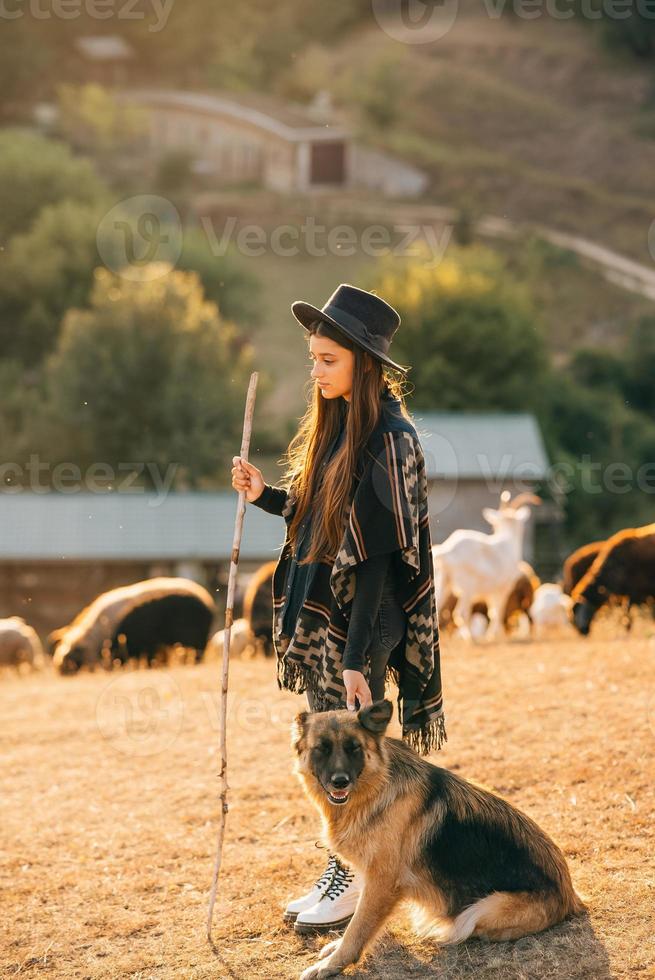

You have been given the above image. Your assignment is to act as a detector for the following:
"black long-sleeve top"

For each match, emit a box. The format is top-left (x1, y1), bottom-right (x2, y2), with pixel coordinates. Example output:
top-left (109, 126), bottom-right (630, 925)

top-left (250, 425), bottom-right (391, 673)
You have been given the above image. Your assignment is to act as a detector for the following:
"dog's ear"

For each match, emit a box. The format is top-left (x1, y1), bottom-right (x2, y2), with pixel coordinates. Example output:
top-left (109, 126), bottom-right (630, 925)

top-left (291, 710), bottom-right (309, 751)
top-left (358, 699), bottom-right (393, 735)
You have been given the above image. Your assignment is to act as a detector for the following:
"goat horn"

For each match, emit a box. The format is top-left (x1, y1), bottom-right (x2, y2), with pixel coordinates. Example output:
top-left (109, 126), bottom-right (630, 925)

top-left (499, 490), bottom-right (513, 509)
top-left (505, 492), bottom-right (542, 509)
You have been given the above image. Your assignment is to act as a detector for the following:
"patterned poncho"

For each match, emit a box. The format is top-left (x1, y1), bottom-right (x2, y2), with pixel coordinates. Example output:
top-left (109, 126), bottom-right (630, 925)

top-left (270, 390), bottom-right (446, 756)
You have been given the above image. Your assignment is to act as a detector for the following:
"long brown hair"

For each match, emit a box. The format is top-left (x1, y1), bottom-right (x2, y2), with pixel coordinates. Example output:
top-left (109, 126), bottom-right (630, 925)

top-left (280, 318), bottom-right (413, 565)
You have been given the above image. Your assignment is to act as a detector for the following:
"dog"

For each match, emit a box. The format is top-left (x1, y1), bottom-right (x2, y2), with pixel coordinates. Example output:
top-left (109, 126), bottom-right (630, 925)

top-left (292, 699), bottom-right (586, 980)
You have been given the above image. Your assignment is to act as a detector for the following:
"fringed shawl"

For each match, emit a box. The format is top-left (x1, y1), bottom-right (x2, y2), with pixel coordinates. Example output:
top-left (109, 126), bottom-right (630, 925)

top-left (272, 394), bottom-right (446, 756)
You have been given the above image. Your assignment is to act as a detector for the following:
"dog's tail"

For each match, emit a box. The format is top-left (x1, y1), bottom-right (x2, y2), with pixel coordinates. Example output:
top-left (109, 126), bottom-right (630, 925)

top-left (411, 887), bottom-right (587, 945)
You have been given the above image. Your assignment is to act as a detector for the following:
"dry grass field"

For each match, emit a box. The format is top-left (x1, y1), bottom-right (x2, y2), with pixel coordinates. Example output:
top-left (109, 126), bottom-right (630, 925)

top-left (2, 619), bottom-right (655, 979)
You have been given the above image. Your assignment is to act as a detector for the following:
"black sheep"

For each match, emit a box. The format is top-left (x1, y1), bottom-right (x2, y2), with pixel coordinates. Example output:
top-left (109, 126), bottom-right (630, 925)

top-left (562, 540), bottom-right (604, 595)
top-left (241, 560), bottom-right (276, 657)
top-left (111, 593), bottom-right (215, 666)
top-left (571, 523), bottom-right (655, 635)
top-left (52, 577), bottom-right (216, 674)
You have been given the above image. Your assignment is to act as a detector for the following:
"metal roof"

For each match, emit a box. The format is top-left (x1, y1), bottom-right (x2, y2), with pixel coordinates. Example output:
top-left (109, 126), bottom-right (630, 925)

top-left (0, 492), bottom-right (286, 562)
top-left (124, 89), bottom-right (349, 143)
top-left (0, 415), bottom-right (548, 560)
top-left (410, 412), bottom-right (550, 481)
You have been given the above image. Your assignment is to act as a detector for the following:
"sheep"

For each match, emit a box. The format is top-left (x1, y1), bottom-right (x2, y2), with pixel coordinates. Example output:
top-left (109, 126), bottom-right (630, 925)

top-left (563, 538), bottom-right (644, 632)
top-left (110, 592), bottom-right (216, 667)
top-left (432, 491), bottom-right (542, 641)
top-left (51, 577), bottom-right (216, 674)
top-left (0, 617), bottom-right (44, 670)
top-left (571, 523), bottom-right (655, 635)
top-left (205, 618), bottom-right (262, 661)
top-left (529, 583), bottom-right (574, 637)
top-left (241, 560), bottom-right (277, 657)
top-left (562, 540), bottom-right (604, 595)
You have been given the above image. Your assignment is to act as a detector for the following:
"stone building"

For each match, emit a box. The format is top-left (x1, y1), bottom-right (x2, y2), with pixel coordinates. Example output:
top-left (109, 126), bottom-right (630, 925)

top-left (122, 88), bottom-right (429, 197)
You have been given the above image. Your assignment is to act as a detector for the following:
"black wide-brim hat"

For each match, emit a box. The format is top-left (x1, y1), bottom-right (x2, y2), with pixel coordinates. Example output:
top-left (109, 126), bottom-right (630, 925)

top-left (291, 283), bottom-right (411, 375)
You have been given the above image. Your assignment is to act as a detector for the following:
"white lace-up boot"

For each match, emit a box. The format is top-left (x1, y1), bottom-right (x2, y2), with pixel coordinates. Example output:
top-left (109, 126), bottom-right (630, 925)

top-left (283, 852), bottom-right (342, 923)
top-left (293, 857), bottom-right (362, 934)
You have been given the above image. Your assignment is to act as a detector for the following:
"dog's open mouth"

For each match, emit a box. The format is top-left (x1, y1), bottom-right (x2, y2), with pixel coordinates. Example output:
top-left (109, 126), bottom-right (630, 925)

top-left (327, 787), bottom-right (351, 805)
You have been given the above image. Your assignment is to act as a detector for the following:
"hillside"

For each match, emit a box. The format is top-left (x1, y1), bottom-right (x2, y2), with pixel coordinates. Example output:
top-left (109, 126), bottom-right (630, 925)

top-left (195, 190), bottom-right (654, 428)
top-left (320, 7), bottom-right (655, 265)
top-left (189, 8), bottom-right (655, 423)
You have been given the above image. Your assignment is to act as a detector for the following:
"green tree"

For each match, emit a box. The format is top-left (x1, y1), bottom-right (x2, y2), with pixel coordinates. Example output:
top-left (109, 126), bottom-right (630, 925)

top-left (622, 314), bottom-right (655, 417)
top-left (355, 54), bottom-right (405, 129)
top-left (0, 201), bottom-right (263, 366)
top-left (539, 372), bottom-right (655, 545)
top-left (0, 360), bottom-right (47, 468)
top-left (568, 347), bottom-right (627, 394)
top-left (374, 244), bottom-right (548, 411)
top-left (0, 21), bottom-right (49, 118)
top-left (46, 266), bottom-right (258, 487)
top-left (0, 130), bottom-right (105, 240)
top-left (177, 228), bottom-right (262, 325)
top-left (56, 84), bottom-right (147, 154)
top-left (0, 200), bottom-right (106, 365)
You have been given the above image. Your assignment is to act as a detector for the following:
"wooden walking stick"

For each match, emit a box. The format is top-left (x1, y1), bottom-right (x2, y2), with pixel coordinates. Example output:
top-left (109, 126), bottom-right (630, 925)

top-left (206, 370), bottom-right (259, 946)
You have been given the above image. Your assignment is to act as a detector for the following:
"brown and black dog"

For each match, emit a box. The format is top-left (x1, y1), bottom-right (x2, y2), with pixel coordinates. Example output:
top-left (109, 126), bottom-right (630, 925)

top-left (292, 700), bottom-right (586, 980)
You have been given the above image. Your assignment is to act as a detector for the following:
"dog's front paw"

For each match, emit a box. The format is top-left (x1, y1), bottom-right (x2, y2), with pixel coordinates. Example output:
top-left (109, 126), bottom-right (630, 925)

top-left (299, 957), bottom-right (343, 980)
top-left (317, 939), bottom-right (342, 961)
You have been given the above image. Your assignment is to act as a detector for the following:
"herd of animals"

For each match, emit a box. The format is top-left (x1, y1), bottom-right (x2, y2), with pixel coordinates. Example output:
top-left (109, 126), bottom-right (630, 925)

top-left (1, 490), bottom-right (654, 674)
top-left (431, 491), bottom-right (655, 641)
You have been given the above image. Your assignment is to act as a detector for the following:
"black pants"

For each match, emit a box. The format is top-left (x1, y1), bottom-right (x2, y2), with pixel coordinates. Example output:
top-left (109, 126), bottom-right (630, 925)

top-left (306, 585), bottom-right (406, 710)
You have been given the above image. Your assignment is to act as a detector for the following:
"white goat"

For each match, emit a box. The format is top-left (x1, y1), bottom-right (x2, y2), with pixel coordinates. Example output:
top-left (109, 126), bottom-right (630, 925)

top-left (529, 583), bottom-right (573, 637)
top-left (432, 492), bottom-right (541, 642)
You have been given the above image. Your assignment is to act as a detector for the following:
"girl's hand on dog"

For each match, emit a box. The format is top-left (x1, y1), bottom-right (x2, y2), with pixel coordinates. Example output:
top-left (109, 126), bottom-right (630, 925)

top-left (343, 669), bottom-right (372, 710)
top-left (231, 456), bottom-right (265, 503)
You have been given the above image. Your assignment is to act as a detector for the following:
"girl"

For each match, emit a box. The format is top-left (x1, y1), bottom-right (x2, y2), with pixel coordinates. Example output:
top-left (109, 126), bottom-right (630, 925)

top-left (231, 283), bottom-right (445, 935)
